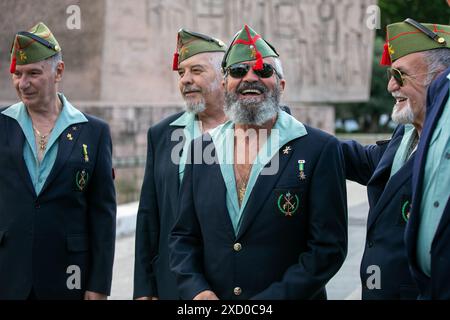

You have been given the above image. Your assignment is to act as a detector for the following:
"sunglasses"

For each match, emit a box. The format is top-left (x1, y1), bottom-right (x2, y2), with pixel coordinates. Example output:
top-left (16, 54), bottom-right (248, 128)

top-left (387, 67), bottom-right (439, 87)
top-left (386, 67), bottom-right (408, 87)
top-left (227, 63), bottom-right (280, 79)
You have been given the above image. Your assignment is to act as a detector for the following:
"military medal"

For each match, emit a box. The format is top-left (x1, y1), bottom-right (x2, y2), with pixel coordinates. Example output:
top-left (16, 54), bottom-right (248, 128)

top-left (298, 160), bottom-right (306, 180)
top-left (82, 144), bottom-right (89, 162)
top-left (277, 191), bottom-right (299, 217)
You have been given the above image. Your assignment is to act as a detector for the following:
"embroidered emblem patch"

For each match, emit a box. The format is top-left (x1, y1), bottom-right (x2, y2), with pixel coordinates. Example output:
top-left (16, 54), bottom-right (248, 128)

top-left (402, 199), bottom-right (411, 222)
top-left (397, 194), bottom-right (412, 226)
top-left (75, 169), bottom-right (89, 192)
top-left (277, 191), bottom-right (300, 217)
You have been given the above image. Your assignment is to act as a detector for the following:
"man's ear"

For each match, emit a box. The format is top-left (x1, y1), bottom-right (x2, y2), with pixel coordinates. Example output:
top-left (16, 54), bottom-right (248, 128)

top-left (55, 61), bottom-right (65, 83)
top-left (279, 79), bottom-right (286, 93)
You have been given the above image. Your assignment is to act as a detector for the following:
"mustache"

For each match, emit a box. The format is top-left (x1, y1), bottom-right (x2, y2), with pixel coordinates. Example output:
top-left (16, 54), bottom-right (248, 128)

top-left (391, 92), bottom-right (406, 98)
top-left (236, 81), bottom-right (268, 94)
top-left (182, 85), bottom-right (202, 94)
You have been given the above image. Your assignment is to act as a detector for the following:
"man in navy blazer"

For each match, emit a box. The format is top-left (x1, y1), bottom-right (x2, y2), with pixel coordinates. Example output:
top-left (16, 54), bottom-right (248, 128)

top-left (0, 23), bottom-right (116, 300)
top-left (133, 29), bottom-right (227, 300)
top-left (406, 63), bottom-right (450, 299)
top-left (342, 19), bottom-right (450, 299)
top-left (169, 25), bottom-right (347, 300)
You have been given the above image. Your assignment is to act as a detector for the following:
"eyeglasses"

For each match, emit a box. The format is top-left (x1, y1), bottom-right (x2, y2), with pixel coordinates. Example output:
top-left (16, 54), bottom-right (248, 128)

top-left (226, 63), bottom-right (280, 79)
top-left (387, 67), bottom-right (410, 87)
top-left (387, 67), bottom-right (439, 87)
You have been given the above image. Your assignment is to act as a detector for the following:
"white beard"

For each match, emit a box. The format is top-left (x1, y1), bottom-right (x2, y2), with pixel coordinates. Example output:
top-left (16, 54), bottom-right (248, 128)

top-left (391, 101), bottom-right (414, 124)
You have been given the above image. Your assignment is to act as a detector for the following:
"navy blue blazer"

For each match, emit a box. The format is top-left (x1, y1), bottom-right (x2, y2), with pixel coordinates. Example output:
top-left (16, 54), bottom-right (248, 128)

top-left (406, 67), bottom-right (450, 299)
top-left (133, 112), bottom-right (185, 299)
top-left (0, 110), bottom-right (116, 300)
top-left (341, 125), bottom-right (419, 300)
top-left (169, 125), bottom-right (347, 300)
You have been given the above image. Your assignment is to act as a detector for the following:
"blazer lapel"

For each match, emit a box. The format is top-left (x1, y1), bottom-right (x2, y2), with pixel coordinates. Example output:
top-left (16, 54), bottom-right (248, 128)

top-left (40, 124), bottom-right (84, 195)
top-left (236, 144), bottom-right (294, 239)
top-left (168, 126), bottom-right (183, 219)
top-left (369, 131), bottom-right (403, 186)
top-left (7, 118), bottom-right (36, 197)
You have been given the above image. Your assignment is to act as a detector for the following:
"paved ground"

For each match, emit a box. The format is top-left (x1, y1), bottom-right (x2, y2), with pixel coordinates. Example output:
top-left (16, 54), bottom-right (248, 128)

top-left (109, 181), bottom-right (368, 300)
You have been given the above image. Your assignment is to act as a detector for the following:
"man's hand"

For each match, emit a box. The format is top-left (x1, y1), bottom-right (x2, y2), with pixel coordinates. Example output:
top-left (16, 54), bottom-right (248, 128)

top-left (193, 290), bottom-right (219, 300)
top-left (135, 296), bottom-right (159, 300)
top-left (84, 291), bottom-right (107, 300)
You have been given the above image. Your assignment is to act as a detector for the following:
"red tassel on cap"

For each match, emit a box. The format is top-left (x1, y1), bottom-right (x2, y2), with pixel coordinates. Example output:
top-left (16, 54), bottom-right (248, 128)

top-left (172, 52), bottom-right (179, 71)
top-left (253, 51), bottom-right (263, 70)
top-left (10, 56), bottom-right (16, 74)
top-left (380, 42), bottom-right (392, 66)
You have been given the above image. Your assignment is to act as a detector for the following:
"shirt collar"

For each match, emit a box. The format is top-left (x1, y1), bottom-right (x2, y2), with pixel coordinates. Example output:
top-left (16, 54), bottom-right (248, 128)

top-left (170, 111), bottom-right (196, 127)
top-left (1, 93), bottom-right (88, 125)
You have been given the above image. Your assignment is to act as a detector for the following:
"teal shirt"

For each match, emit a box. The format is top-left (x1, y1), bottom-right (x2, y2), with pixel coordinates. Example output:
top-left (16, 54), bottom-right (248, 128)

top-left (170, 112), bottom-right (202, 183)
top-left (210, 110), bottom-right (308, 235)
top-left (417, 74), bottom-right (450, 276)
top-left (390, 124), bottom-right (417, 177)
top-left (1, 93), bottom-right (88, 195)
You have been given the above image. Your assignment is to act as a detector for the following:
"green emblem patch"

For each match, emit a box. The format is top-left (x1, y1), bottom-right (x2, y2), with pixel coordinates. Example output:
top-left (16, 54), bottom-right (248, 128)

top-left (75, 169), bottom-right (89, 192)
top-left (402, 200), bottom-right (411, 222)
top-left (277, 191), bottom-right (300, 217)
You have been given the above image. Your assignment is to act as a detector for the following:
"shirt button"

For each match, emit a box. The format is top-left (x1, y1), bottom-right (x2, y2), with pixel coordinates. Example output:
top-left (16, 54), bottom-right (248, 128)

top-left (445, 152), bottom-right (450, 160)
top-left (233, 287), bottom-right (242, 296)
top-left (434, 201), bottom-right (440, 208)
top-left (233, 243), bottom-right (242, 252)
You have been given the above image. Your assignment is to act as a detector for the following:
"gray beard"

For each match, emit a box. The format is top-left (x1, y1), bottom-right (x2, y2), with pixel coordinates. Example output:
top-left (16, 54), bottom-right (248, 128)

top-left (224, 86), bottom-right (280, 126)
top-left (185, 100), bottom-right (206, 114)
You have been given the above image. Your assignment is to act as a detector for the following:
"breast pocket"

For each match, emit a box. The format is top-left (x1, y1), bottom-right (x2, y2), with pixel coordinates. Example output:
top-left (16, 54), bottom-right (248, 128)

top-left (396, 194), bottom-right (412, 227)
top-left (429, 127), bottom-right (442, 147)
top-left (273, 188), bottom-right (305, 218)
top-left (70, 166), bottom-right (94, 193)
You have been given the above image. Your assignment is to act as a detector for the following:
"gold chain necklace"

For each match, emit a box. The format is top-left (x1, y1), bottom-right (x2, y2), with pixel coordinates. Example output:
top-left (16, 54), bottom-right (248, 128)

top-left (33, 126), bottom-right (52, 151)
top-left (236, 165), bottom-right (252, 205)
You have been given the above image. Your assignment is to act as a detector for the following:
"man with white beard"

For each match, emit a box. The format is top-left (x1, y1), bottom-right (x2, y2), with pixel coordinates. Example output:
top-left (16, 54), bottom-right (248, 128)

top-left (341, 19), bottom-right (450, 299)
top-left (169, 25), bottom-right (347, 300)
top-left (133, 29), bottom-right (227, 300)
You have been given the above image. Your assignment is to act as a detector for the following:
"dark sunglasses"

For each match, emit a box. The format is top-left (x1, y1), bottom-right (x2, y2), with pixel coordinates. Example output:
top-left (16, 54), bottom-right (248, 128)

top-left (386, 67), bottom-right (407, 87)
top-left (227, 63), bottom-right (280, 79)
top-left (387, 67), bottom-right (438, 87)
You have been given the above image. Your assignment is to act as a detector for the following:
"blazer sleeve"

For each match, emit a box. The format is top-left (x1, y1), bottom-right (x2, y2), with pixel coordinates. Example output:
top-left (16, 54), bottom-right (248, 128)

top-left (169, 140), bottom-right (212, 300)
top-left (86, 123), bottom-right (117, 295)
top-left (252, 136), bottom-right (348, 299)
top-left (133, 128), bottom-right (160, 298)
top-left (340, 139), bottom-right (389, 185)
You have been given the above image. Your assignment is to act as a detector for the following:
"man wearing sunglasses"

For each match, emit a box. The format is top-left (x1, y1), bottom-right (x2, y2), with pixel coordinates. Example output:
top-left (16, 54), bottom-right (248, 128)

top-left (341, 19), bottom-right (450, 299)
top-left (405, 11), bottom-right (450, 299)
top-left (169, 25), bottom-right (347, 300)
top-left (0, 22), bottom-right (116, 300)
top-left (133, 29), bottom-right (227, 300)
